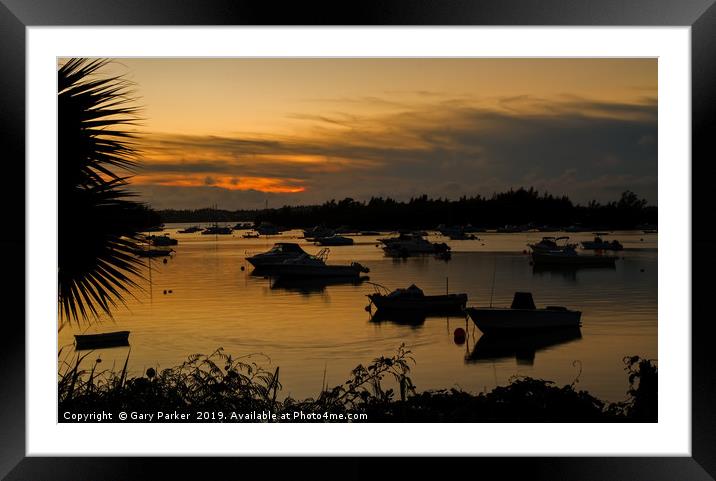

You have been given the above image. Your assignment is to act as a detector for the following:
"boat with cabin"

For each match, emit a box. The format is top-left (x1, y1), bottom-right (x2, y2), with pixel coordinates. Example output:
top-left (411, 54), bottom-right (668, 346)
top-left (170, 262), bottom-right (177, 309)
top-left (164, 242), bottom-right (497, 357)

top-left (303, 226), bottom-right (335, 240)
top-left (148, 234), bottom-right (178, 247)
top-left (264, 248), bottom-right (369, 278)
top-left (528, 236), bottom-right (577, 253)
top-left (178, 226), bottom-right (202, 234)
top-left (379, 232), bottom-right (450, 256)
top-left (202, 224), bottom-right (233, 235)
top-left (256, 222), bottom-right (282, 236)
top-left (466, 292), bottom-right (581, 334)
top-left (367, 284), bottom-right (467, 313)
top-left (315, 235), bottom-right (354, 246)
top-left (246, 242), bottom-right (308, 267)
top-left (581, 233), bottom-right (624, 251)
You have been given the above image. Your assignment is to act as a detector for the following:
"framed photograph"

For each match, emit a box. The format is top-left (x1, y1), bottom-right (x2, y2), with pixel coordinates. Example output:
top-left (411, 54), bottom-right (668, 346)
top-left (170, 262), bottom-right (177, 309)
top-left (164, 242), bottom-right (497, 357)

top-left (2, 0), bottom-right (714, 478)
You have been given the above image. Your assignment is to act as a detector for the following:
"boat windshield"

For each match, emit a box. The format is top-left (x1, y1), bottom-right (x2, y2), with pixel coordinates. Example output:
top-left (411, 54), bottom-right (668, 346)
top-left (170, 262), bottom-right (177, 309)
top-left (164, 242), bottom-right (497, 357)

top-left (271, 243), bottom-right (304, 253)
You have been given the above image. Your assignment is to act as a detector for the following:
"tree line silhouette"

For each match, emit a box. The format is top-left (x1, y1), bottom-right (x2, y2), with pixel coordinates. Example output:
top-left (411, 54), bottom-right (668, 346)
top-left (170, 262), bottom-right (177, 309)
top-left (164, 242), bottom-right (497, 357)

top-left (157, 188), bottom-right (656, 230)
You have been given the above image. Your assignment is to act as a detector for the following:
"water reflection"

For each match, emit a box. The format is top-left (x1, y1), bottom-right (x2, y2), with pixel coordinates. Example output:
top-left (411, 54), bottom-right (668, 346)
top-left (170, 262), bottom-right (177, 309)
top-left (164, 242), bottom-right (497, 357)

top-left (271, 276), bottom-right (370, 295)
top-left (369, 310), bottom-right (426, 328)
top-left (467, 327), bottom-right (583, 366)
top-left (532, 263), bottom-right (617, 282)
top-left (368, 311), bottom-right (466, 330)
top-left (58, 228), bottom-right (657, 401)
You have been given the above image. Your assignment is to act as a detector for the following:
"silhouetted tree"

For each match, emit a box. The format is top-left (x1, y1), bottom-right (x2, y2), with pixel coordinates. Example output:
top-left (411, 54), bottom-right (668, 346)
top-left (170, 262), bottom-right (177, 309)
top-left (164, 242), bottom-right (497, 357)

top-left (58, 59), bottom-right (156, 325)
top-left (157, 188), bottom-right (656, 229)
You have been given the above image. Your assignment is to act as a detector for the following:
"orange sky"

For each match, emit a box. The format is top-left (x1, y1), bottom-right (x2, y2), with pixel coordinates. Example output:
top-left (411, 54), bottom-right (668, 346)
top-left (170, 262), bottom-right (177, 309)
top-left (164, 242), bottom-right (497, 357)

top-left (63, 58), bottom-right (657, 209)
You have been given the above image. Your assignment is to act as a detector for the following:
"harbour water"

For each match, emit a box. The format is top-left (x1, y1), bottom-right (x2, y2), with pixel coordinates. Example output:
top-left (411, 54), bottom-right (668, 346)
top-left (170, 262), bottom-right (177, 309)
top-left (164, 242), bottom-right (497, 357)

top-left (58, 227), bottom-right (657, 402)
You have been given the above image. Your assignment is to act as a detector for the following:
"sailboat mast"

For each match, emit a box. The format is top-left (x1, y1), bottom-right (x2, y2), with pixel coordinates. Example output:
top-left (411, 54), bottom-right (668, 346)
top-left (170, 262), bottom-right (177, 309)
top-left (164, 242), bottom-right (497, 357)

top-left (489, 259), bottom-right (497, 308)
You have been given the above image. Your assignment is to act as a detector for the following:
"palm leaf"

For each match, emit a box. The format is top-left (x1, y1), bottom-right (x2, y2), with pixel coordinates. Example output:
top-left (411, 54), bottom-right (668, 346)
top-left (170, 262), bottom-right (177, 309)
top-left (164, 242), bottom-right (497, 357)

top-left (58, 58), bottom-right (158, 326)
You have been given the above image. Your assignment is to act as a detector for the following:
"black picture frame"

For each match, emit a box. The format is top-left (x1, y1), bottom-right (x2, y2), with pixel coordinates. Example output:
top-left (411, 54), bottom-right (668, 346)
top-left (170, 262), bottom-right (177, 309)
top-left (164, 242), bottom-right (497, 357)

top-left (1, 0), bottom-right (714, 479)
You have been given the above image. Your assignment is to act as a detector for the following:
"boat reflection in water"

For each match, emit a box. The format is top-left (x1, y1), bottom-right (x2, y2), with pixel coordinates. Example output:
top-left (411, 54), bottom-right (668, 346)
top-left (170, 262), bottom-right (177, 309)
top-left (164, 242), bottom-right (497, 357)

top-left (532, 263), bottom-right (616, 281)
top-left (368, 310), bottom-right (465, 329)
top-left (368, 309), bottom-right (428, 328)
top-left (270, 275), bottom-right (369, 295)
top-left (466, 327), bottom-right (583, 366)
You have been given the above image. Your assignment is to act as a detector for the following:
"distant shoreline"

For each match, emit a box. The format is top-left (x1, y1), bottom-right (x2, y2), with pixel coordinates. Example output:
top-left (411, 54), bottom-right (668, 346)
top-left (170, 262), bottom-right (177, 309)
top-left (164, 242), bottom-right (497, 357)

top-left (153, 188), bottom-right (657, 231)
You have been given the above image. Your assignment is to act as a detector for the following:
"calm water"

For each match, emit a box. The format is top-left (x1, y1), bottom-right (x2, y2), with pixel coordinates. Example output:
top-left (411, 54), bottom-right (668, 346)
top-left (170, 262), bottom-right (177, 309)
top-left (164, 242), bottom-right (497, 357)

top-left (58, 227), bottom-right (657, 402)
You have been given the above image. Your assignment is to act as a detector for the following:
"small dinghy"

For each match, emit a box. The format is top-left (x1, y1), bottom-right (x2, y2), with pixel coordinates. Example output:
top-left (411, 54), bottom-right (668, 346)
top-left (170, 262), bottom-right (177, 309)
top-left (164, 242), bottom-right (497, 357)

top-left (75, 331), bottom-right (130, 350)
top-left (466, 292), bottom-right (581, 334)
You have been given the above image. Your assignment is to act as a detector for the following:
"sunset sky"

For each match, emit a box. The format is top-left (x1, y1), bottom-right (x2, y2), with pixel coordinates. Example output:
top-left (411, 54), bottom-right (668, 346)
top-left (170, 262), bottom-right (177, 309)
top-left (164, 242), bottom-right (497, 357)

top-left (77, 58), bottom-right (657, 210)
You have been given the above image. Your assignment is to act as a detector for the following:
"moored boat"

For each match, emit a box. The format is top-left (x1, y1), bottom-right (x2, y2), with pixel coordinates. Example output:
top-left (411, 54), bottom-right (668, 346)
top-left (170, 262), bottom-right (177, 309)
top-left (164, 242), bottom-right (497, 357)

top-left (148, 234), bottom-right (178, 246)
top-left (303, 226), bottom-right (335, 240)
top-left (315, 235), bottom-right (354, 246)
top-left (581, 233), bottom-right (624, 251)
top-left (202, 225), bottom-right (233, 235)
top-left (438, 225), bottom-right (479, 240)
top-left (265, 249), bottom-right (369, 278)
top-left (367, 284), bottom-right (467, 313)
top-left (75, 331), bottom-right (130, 350)
top-left (246, 242), bottom-right (309, 267)
top-left (256, 222), bottom-right (282, 236)
top-left (379, 233), bottom-right (450, 256)
top-left (178, 226), bottom-right (203, 234)
top-left (466, 292), bottom-right (581, 334)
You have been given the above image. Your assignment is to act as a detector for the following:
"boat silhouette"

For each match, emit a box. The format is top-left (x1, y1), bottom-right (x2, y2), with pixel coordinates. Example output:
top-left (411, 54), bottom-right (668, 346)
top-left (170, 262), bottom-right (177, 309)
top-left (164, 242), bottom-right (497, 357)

top-left (75, 331), bottom-right (130, 350)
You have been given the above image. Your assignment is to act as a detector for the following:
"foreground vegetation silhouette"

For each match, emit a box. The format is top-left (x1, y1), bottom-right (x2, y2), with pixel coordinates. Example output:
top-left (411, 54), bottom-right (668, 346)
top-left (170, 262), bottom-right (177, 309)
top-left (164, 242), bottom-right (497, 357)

top-left (59, 345), bottom-right (656, 422)
top-left (58, 59), bottom-right (160, 326)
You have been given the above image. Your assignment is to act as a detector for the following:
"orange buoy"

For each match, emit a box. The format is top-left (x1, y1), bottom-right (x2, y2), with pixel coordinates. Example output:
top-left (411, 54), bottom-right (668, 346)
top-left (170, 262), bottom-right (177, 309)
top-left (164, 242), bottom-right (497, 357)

top-left (453, 327), bottom-right (466, 345)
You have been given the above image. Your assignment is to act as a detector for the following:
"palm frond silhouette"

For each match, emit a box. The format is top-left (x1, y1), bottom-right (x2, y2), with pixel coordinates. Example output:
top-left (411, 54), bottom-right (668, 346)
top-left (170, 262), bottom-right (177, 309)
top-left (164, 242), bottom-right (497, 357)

top-left (58, 58), bottom-right (156, 325)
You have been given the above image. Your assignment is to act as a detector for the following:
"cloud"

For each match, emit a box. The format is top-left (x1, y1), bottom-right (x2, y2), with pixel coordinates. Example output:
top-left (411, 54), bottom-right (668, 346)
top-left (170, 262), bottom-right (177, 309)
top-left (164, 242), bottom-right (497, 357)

top-left (131, 95), bottom-right (657, 209)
